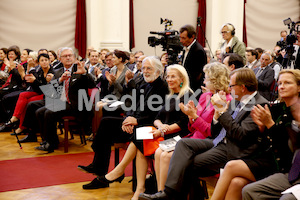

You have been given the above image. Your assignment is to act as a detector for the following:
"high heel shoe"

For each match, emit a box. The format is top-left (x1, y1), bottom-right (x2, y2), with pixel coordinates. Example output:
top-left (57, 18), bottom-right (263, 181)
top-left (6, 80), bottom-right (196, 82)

top-left (98, 174), bottom-right (125, 184)
top-left (0, 120), bottom-right (19, 132)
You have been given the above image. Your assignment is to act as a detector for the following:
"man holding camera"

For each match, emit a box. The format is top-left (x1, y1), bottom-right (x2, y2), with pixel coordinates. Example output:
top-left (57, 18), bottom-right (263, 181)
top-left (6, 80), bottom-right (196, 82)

top-left (179, 24), bottom-right (207, 92)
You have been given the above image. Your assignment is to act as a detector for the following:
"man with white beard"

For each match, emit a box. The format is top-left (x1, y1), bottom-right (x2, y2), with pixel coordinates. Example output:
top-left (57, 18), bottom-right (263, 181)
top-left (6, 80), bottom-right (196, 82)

top-left (78, 56), bottom-right (169, 189)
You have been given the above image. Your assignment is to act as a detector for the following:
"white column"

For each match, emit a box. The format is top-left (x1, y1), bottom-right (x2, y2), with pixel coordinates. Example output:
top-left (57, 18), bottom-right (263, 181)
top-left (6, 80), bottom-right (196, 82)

top-left (206, 0), bottom-right (244, 56)
top-left (86, 0), bottom-right (130, 51)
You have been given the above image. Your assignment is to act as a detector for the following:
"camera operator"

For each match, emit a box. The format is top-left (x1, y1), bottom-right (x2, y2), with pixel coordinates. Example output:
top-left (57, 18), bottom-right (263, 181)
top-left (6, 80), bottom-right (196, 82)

top-left (276, 30), bottom-right (288, 48)
top-left (179, 24), bottom-right (207, 92)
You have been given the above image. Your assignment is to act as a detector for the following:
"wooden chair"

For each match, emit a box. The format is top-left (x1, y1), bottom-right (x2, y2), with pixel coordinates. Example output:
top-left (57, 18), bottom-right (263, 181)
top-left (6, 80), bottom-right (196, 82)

top-left (198, 175), bottom-right (219, 199)
top-left (61, 116), bottom-right (87, 153)
top-left (113, 142), bottom-right (137, 192)
top-left (60, 88), bottom-right (99, 153)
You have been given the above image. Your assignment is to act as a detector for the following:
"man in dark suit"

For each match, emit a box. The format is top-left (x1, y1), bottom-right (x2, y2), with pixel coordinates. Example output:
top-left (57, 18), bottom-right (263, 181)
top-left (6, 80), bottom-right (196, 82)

top-left (22, 47), bottom-right (95, 150)
top-left (180, 24), bottom-right (207, 92)
top-left (253, 53), bottom-right (275, 101)
top-left (127, 51), bottom-right (144, 73)
top-left (139, 68), bottom-right (269, 200)
top-left (78, 56), bottom-right (169, 189)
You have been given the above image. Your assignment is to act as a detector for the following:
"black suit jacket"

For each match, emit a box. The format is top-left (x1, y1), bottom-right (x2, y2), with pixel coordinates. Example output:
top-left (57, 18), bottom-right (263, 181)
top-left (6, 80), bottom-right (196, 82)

top-left (295, 46), bottom-right (300, 70)
top-left (212, 92), bottom-right (269, 160)
top-left (126, 76), bottom-right (169, 126)
top-left (254, 65), bottom-right (275, 101)
top-left (263, 102), bottom-right (295, 173)
top-left (183, 41), bottom-right (207, 91)
top-left (53, 64), bottom-right (96, 110)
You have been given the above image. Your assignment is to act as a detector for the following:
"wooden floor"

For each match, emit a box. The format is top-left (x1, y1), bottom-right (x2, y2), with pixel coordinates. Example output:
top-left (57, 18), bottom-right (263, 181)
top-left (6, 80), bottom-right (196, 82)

top-left (0, 129), bottom-right (214, 200)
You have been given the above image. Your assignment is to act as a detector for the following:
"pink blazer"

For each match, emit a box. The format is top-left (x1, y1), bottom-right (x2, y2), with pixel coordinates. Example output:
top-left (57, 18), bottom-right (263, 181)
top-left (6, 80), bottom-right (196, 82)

top-left (188, 92), bottom-right (232, 139)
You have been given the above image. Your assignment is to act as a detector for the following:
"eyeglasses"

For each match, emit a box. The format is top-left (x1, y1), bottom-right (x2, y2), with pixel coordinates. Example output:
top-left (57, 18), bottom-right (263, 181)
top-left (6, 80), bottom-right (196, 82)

top-left (229, 84), bottom-right (239, 88)
top-left (61, 54), bottom-right (74, 58)
top-left (221, 31), bottom-right (230, 34)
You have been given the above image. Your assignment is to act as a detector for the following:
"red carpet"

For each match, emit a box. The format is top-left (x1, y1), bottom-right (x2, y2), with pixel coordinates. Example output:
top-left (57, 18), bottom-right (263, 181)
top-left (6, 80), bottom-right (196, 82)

top-left (0, 150), bottom-right (132, 192)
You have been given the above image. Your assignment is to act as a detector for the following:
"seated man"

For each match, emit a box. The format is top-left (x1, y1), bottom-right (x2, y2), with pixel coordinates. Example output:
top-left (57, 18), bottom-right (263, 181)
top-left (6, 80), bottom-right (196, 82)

top-left (245, 49), bottom-right (261, 69)
top-left (78, 56), bottom-right (169, 189)
top-left (254, 52), bottom-right (275, 101)
top-left (139, 68), bottom-right (269, 200)
top-left (223, 53), bottom-right (244, 71)
top-left (22, 47), bottom-right (96, 152)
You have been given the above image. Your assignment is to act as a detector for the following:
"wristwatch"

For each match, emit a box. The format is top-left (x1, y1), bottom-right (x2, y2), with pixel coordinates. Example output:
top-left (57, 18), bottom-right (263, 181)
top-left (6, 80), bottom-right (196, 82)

top-left (219, 111), bottom-right (225, 116)
top-left (191, 117), bottom-right (198, 123)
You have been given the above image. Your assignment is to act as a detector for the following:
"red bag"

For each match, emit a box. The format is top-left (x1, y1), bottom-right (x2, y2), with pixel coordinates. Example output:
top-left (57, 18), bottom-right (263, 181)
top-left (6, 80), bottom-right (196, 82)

top-left (143, 126), bottom-right (164, 156)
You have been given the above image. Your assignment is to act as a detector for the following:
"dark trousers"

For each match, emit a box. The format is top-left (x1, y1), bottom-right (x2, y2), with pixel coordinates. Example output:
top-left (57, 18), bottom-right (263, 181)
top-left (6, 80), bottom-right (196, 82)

top-left (91, 116), bottom-right (131, 176)
top-left (36, 103), bottom-right (75, 147)
top-left (0, 90), bottom-right (23, 122)
top-left (165, 138), bottom-right (228, 197)
top-left (22, 99), bottom-right (45, 135)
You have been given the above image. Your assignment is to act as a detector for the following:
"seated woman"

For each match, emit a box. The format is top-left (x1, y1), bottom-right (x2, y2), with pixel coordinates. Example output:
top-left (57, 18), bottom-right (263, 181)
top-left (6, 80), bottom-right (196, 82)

top-left (5, 53), bottom-right (55, 140)
top-left (210, 69), bottom-right (300, 200)
top-left (92, 49), bottom-right (129, 135)
top-left (83, 64), bottom-right (193, 200)
top-left (0, 47), bottom-right (8, 72)
top-left (0, 46), bottom-right (24, 125)
top-left (154, 62), bottom-right (232, 192)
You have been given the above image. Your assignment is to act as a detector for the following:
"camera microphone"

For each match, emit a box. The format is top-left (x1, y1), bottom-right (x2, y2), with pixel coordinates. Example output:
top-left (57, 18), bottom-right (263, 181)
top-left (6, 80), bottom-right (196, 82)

top-left (150, 31), bottom-right (163, 35)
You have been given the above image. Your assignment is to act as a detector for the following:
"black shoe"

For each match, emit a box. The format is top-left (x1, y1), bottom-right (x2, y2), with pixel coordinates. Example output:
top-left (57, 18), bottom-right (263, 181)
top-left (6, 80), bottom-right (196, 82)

top-left (35, 142), bottom-right (54, 153)
top-left (0, 120), bottom-right (19, 132)
top-left (139, 191), bottom-right (172, 200)
top-left (19, 134), bottom-right (37, 143)
top-left (0, 124), bottom-right (12, 132)
top-left (78, 164), bottom-right (96, 174)
top-left (82, 177), bottom-right (109, 189)
top-left (98, 174), bottom-right (125, 184)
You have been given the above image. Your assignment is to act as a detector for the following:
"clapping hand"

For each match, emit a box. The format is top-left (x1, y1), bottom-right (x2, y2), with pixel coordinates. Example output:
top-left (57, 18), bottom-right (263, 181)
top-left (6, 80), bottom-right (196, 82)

top-left (251, 104), bottom-right (274, 132)
top-left (7, 59), bottom-right (16, 72)
top-left (211, 91), bottom-right (228, 112)
top-left (125, 70), bottom-right (134, 83)
top-left (59, 70), bottom-right (71, 82)
top-left (179, 100), bottom-right (198, 119)
top-left (94, 67), bottom-right (102, 77)
top-left (24, 73), bottom-right (36, 83)
top-left (46, 73), bottom-right (54, 82)
top-left (17, 64), bottom-right (25, 79)
top-left (74, 61), bottom-right (87, 74)
top-left (105, 71), bottom-right (116, 84)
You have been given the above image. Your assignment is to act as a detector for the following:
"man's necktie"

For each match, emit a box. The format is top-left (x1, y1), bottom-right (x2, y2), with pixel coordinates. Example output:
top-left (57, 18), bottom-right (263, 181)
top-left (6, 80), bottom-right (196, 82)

top-left (213, 103), bottom-right (241, 146)
top-left (64, 70), bottom-right (70, 104)
top-left (181, 50), bottom-right (186, 65)
top-left (288, 150), bottom-right (300, 183)
top-left (255, 68), bottom-right (263, 78)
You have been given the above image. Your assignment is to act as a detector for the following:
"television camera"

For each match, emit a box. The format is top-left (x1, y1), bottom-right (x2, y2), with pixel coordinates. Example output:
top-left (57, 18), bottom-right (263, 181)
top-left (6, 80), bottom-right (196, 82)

top-left (281, 18), bottom-right (300, 68)
top-left (148, 18), bottom-right (183, 65)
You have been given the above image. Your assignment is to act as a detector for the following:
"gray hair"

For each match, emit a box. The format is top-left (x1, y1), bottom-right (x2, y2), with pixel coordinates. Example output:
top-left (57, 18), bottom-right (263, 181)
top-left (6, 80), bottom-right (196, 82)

top-left (142, 56), bottom-right (163, 76)
top-left (59, 47), bottom-right (75, 57)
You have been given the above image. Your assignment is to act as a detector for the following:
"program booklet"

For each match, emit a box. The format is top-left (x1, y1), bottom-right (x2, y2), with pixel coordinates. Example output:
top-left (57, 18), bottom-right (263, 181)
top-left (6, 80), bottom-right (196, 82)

top-left (159, 135), bottom-right (181, 152)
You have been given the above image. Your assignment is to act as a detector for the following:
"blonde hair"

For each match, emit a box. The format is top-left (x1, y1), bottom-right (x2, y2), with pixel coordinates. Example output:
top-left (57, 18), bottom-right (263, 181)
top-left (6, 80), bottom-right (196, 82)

top-left (166, 64), bottom-right (193, 98)
top-left (203, 62), bottom-right (230, 93)
top-left (29, 51), bottom-right (38, 61)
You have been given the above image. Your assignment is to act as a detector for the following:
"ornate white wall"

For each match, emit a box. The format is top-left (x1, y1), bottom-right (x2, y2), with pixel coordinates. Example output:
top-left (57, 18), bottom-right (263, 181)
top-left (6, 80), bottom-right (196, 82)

top-left (86, 0), bottom-right (129, 51)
